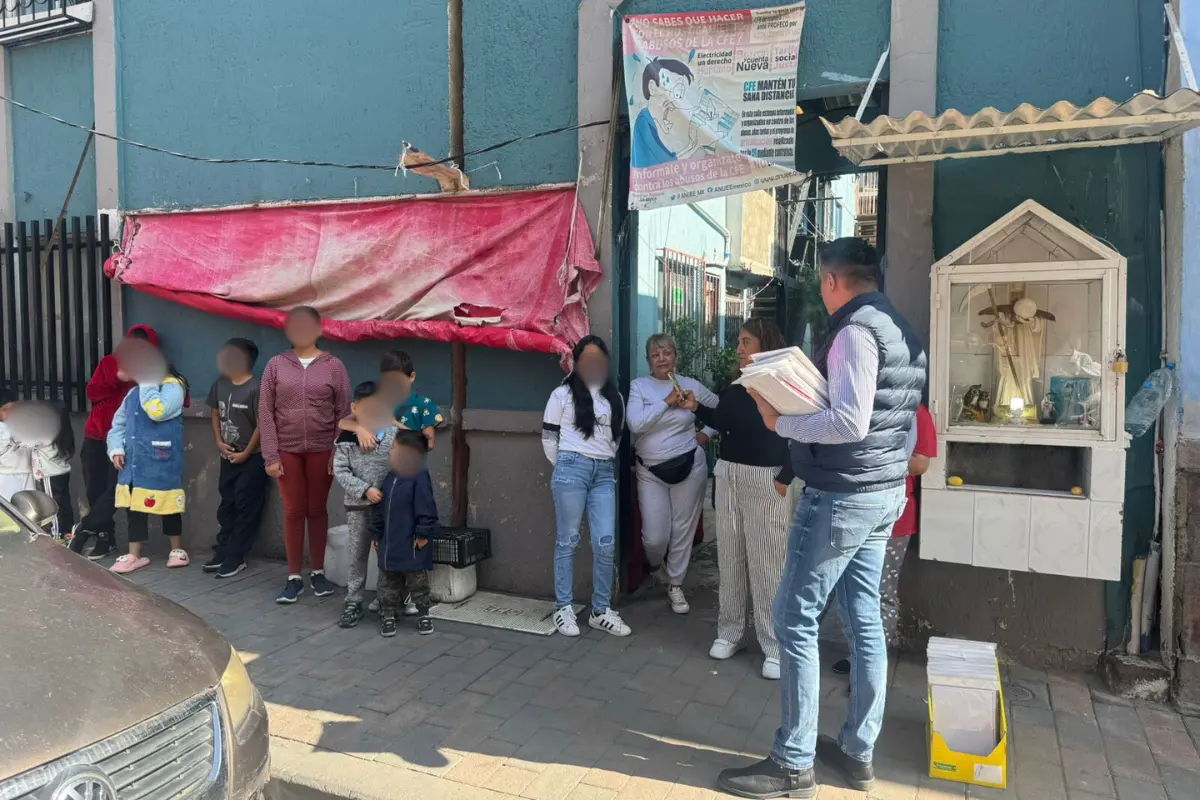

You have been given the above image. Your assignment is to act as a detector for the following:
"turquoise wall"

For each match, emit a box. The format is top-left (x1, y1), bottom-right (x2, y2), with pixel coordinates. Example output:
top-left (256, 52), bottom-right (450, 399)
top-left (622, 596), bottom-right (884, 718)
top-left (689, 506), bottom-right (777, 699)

top-left (105, 0), bottom-right (568, 410)
top-left (115, 0), bottom-right (448, 210)
top-left (463, 0), bottom-right (579, 189)
top-left (935, 0), bottom-right (1166, 646)
top-left (10, 33), bottom-right (95, 221)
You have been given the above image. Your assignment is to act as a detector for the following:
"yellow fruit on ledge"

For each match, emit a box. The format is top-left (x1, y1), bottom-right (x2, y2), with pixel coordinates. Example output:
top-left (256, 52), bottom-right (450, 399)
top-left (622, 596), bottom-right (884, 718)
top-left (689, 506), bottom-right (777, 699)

top-left (947, 476), bottom-right (964, 487)
top-left (1070, 486), bottom-right (1084, 496)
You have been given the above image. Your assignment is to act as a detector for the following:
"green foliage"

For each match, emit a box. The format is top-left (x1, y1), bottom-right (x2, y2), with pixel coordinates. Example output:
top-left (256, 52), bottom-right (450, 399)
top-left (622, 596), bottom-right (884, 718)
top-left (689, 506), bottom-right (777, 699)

top-left (665, 317), bottom-right (705, 378)
top-left (797, 265), bottom-right (828, 344)
top-left (664, 317), bottom-right (739, 393)
top-left (708, 346), bottom-right (740, 392)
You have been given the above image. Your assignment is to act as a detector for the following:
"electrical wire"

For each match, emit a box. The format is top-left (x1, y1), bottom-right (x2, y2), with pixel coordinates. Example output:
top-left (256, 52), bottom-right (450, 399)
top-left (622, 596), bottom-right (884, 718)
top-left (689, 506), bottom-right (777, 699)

top-left (0, 89), bottom-right (610, 173)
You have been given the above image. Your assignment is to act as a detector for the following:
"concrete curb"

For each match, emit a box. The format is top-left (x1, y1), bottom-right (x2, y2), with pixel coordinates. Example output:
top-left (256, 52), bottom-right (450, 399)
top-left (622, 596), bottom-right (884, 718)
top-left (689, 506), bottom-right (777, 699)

top-left (266, 736), bottom-right (512, 800)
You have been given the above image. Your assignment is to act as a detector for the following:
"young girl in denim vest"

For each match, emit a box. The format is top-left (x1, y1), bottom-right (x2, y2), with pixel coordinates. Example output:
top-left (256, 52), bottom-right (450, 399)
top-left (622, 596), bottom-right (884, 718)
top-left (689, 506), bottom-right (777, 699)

top-left (107, 336), bottom-right (190, 574)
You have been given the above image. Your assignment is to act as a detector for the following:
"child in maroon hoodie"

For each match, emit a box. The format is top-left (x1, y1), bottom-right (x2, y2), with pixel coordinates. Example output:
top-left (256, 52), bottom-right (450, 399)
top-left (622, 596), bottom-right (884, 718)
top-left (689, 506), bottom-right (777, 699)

top-left (259, 306), bottom-right (351, 604)
top-left (70, 325), bottom-right (158, 560)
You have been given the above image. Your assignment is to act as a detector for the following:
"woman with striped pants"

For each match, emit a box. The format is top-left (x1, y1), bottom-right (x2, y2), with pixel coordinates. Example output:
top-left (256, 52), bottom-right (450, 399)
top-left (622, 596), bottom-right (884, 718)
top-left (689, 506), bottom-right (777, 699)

top-left (689, 319), bottom-right (792, 680)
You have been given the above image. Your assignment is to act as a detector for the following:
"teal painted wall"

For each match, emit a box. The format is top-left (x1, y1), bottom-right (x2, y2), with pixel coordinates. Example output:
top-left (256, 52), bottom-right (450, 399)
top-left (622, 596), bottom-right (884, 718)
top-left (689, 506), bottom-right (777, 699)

top-left (10, 33), bottom-right (96, 221)
top-left (115, 0), bottom-right (448, 210)
top-left (463, 0), bottom-right (579, 189)
top-left (106, 0), bottom-right (569, 410)
top-left (934, 0), bottom-right (1165, 648)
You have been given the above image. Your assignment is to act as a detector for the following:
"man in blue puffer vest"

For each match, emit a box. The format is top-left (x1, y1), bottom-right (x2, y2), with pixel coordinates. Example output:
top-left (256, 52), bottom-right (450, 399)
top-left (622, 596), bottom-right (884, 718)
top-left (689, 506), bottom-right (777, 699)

top-left (719, 238), bottom-right (927, 799)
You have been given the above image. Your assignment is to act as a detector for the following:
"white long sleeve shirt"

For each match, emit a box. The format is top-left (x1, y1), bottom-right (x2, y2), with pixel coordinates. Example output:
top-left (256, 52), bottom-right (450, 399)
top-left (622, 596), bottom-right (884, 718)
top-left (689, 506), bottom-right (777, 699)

top-left (627, 375), bottom-right (717, 464)
top-left (775, 326), bottom-right (879, 444)
top-left (0, 421), bottom-right (27, 476)
top-left (542, 385), bottom-right (622, 463)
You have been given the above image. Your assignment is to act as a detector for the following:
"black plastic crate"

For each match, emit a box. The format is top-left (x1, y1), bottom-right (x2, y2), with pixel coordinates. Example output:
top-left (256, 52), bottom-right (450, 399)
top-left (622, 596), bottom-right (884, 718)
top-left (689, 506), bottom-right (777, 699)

top-left (429, 525), bottom-right (492, 568)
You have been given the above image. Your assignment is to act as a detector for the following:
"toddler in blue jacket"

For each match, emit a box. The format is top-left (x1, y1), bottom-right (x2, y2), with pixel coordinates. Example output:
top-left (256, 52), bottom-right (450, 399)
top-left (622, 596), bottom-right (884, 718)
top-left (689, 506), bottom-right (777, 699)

top-left (374, 429), bottom-right (439, 637)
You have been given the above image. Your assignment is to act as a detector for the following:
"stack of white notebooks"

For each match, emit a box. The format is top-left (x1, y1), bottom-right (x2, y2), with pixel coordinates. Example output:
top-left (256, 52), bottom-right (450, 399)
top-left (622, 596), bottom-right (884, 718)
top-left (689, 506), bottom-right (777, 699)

top-left (927, 637), bottom-right (1001, 758)
top-left (733, 347), bottom-right (829, 416)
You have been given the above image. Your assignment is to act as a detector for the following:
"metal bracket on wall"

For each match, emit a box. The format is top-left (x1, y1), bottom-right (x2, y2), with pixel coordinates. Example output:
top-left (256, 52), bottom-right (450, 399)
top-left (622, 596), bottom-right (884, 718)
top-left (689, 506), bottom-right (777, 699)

top-left (1166, 3), bottom-right (1197, 91)
top-left (856, 46), bottom-right (891, 121)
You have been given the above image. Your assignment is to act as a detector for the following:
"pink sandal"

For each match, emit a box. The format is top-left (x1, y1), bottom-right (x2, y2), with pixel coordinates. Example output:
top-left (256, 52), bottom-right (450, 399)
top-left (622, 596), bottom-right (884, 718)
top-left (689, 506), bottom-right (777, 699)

top-left (167, 549), bottom-right (190, 568)
top-left (111, 555), bottom-right (150, 574)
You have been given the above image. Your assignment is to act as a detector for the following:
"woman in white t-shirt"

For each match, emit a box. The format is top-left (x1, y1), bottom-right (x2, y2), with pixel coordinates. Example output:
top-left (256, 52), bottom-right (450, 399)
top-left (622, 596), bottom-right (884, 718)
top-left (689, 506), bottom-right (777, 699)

top-left (543, 335), bottom-right (631, 638)
top-left (627, 333), bottom-right (718, 615)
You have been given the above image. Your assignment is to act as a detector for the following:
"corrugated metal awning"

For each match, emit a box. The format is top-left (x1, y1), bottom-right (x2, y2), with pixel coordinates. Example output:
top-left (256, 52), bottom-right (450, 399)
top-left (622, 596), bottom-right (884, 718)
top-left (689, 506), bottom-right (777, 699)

top-left (821, 90), bottom-right (1200, 166)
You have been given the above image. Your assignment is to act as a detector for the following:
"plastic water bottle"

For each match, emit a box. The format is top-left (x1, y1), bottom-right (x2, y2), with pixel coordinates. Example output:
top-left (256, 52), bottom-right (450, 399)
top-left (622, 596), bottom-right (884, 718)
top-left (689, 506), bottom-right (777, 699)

top-left (1124, 363), bottom-right (1175, 439)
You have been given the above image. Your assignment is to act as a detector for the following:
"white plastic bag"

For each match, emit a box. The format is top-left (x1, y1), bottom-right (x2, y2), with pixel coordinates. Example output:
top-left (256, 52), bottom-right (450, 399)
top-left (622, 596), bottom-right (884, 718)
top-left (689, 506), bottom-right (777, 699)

top-left (323, 524), bottom-right (378, 591)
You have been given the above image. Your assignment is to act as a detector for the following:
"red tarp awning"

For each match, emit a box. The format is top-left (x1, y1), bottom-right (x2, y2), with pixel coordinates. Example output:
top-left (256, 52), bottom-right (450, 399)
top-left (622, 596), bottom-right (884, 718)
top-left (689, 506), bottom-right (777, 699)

top-left (105, 187), bottom-right (600, 362)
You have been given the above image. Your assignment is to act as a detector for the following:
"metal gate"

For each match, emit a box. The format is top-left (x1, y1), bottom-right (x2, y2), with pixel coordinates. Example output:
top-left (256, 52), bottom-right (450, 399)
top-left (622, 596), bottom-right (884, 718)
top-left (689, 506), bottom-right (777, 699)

top-left (661, 248), bottom-right (722, 378)
top-left (0, 215), bottom-right (115, 412)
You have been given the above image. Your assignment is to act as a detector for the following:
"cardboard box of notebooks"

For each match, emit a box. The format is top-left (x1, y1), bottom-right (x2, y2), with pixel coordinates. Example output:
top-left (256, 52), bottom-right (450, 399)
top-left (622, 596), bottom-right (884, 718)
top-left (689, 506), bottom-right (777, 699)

top-left (926, 637), bottom-right (1008, 789)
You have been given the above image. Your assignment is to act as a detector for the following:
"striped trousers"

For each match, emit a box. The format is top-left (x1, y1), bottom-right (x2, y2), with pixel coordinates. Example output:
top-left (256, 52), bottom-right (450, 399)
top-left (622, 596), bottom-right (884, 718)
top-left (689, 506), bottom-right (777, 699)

top-left (715, 459), bottom-right (791, 661)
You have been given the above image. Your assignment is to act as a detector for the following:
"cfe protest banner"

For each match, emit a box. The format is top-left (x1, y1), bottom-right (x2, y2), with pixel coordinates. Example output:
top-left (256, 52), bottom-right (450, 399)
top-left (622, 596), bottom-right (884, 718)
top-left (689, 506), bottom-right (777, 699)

top-left (621, 3), bottom-right (805, 211)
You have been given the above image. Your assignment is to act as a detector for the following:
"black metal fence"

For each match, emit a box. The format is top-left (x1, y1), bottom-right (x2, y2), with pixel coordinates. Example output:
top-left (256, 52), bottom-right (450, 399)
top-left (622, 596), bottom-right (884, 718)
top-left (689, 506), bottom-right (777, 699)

top-left (0, 0), bottom-right (91, 45)
top-left (1, 0), bottom-right (82, 25)
top-left (0, 215), bottom-right (115, 412)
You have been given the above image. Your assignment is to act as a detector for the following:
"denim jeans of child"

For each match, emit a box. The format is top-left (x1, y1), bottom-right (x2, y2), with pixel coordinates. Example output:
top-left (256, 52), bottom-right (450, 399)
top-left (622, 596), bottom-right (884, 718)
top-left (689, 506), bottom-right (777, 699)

top-left (551, 452), bottom-right (617, 614)
top-left (770, 484), bottom-right (907, 771)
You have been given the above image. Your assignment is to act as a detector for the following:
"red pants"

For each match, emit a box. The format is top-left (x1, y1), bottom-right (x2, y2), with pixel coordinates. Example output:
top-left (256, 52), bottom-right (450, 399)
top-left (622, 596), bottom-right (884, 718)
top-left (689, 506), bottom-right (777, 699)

top-left (276, 451), bottom-right (334, 575)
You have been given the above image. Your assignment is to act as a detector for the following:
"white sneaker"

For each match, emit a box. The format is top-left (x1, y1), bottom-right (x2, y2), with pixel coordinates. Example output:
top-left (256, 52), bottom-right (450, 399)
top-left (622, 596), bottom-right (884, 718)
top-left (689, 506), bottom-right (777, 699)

top-left (403, 594), bottom-right (419, 616)
top-left (709, 639), bottom-right (742, 660)
top-left (668, 585), bottom-right (690, 615)
top-left (367, 598), bottom-right (380, 614)
top-left (762, 657), bottom-right (781, 680)
top-left (554, 606), bottom-right (580, 637)
top-left (589, 608), bottom-right (632, 637)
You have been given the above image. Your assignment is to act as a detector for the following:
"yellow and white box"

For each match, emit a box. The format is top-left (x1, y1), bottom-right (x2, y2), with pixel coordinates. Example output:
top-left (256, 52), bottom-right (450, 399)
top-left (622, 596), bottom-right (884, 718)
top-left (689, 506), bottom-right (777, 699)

top-left (926, 637), bottom-right (1008, 789)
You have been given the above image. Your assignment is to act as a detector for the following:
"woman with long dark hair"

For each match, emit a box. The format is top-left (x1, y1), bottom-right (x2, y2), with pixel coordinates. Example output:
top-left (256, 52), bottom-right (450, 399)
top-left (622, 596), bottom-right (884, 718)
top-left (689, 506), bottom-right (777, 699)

top-left (542, 335), bottom-right (631, 637)
top-left (259, 306), bottom-right (352, 604)
top-left (688, 318), bottom-right (792, 680)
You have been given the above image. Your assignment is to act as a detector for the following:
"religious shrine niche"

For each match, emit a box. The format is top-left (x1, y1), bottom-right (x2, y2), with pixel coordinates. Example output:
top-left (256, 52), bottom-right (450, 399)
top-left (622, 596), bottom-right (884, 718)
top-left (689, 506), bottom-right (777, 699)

top-left (920, 200), bottom-right (1128, 580)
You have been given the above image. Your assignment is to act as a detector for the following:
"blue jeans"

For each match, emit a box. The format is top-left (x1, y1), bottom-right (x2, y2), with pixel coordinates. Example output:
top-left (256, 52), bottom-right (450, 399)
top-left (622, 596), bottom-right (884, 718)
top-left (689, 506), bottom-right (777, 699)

top-left (551, 452), bottom-right (617, 613)
top-left (771, 484), bottom-right (907, 770)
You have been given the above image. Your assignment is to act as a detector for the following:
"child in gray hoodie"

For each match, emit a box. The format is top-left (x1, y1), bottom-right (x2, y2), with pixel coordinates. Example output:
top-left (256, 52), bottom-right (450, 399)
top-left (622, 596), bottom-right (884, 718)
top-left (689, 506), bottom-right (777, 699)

top-left (333, 381), bottom-right (398, 628)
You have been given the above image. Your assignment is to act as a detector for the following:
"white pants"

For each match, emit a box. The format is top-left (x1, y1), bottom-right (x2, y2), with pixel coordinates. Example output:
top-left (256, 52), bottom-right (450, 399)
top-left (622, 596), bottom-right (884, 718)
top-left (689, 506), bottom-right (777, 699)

top-left (714, 460), bottom-right (791, 660)
top-left (636, 448), bottom-right (708, 585)
top-left (0, 473), bottom-right (33, 502)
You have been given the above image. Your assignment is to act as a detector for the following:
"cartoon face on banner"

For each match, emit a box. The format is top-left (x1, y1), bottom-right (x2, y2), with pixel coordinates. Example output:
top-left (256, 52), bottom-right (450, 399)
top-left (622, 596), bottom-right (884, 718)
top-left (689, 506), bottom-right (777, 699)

top-left (632, 56), bottom-right (738, 169)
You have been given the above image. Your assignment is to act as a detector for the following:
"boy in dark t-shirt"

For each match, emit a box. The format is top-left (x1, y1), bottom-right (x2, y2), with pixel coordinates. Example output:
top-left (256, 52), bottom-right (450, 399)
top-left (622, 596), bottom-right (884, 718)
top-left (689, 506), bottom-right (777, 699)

top-left (204, 338), bottom-right (265, 578)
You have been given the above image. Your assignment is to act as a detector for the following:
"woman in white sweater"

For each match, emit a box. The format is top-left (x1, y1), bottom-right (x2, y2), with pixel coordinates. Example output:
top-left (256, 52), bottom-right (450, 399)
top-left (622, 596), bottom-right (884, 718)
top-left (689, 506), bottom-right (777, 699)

top-left (542, 336), bottom-right (631, 638)
top-left (628, 332), bottom-right (718, 614)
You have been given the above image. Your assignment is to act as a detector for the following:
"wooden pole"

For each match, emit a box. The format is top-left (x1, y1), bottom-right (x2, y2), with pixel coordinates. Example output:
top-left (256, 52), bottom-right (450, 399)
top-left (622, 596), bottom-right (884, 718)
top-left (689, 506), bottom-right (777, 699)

top-left (448, 0), bottom-right (469, 528)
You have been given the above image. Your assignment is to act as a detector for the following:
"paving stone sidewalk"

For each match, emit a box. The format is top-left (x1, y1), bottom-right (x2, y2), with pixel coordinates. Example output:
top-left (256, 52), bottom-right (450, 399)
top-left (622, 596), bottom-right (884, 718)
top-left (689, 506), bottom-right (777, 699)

top-left (129, 560), bottom-right (1198, 800)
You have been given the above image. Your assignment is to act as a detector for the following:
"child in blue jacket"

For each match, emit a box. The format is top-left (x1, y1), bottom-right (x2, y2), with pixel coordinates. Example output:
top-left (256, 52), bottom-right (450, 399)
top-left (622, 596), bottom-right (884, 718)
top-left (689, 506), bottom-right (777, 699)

top-left (106, 337), bottom-right (189, 575)
top-left (375, 429), bottom-right (439, 637)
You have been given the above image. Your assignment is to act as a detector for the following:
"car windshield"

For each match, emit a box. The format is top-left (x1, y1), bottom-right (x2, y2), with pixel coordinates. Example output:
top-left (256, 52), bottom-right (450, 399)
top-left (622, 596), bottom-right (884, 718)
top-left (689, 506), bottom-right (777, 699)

top-left (0, 502), bottom-right (25, 535)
